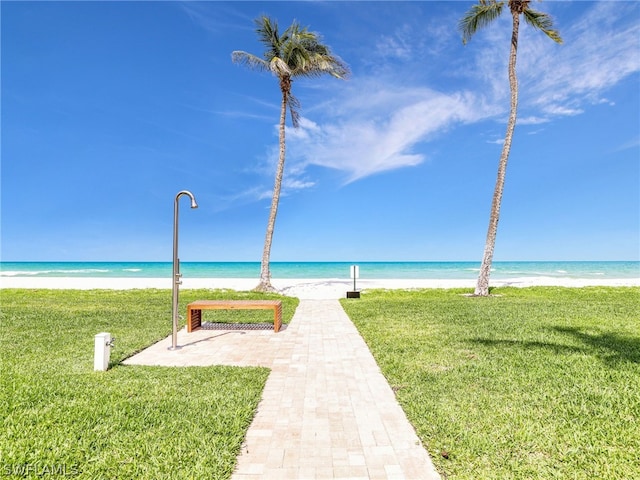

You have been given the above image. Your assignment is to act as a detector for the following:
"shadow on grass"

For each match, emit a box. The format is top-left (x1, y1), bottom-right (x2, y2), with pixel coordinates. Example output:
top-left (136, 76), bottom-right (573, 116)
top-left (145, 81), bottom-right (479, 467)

top-left (471, 328), bottom-right (640, 366)
top-left (470, 338), bottom-right (584, 356)
top-left (551, 326), bottom-right (640, 365)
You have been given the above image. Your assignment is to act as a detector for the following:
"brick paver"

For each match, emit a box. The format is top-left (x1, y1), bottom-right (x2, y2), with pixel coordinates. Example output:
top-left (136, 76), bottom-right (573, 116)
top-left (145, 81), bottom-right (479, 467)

top-left (124, 299), bottom-right (441, 480)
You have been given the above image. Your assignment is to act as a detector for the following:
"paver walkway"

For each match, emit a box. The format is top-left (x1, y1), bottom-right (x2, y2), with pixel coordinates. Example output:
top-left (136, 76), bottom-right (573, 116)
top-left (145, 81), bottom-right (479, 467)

top-left (124, 299), bottom-right (441, 480)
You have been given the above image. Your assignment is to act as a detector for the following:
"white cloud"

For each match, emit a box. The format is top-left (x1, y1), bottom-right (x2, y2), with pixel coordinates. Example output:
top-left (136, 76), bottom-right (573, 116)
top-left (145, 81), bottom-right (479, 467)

top-left (613, 137), bottom-right (640, 153)
top-left (517, 116), bottom-right (550, 125)
top-left (375, 24), bottom-right (415, 60)
top-left (286, 85), bottom-right (489, 183)
top-left (521, 2), bottom-right (639, 117)
top-left (243, 1), bottom-right (639, 198)
top-left (457, 1), bottom-right (639, 122)
top-left (541, 105), bottom-right (583, 117)
top-left (180, 1), bottom-right (252, 35)
top-left (283, 178), bottom-right (315, 191)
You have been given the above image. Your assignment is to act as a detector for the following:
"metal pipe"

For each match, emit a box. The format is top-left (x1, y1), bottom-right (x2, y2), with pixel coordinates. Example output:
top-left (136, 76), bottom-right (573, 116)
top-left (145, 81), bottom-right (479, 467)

top-left (169, 190), bottom-right (198, 351)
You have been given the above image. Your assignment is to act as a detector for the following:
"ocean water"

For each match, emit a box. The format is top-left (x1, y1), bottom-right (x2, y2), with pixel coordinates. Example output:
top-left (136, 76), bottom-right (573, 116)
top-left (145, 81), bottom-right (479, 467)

top-left (1, 261), bottom-right (638, 280)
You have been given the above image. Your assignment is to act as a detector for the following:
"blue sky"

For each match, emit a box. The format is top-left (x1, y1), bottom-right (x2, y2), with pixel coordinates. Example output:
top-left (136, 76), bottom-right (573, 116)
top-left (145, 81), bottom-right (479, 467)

top-left (2, 1), bottom-right (639, 262)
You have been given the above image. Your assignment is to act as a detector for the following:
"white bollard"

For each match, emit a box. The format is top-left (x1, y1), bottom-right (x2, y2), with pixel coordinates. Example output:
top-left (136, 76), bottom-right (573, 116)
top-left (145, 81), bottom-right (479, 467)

top-left (94, 332), bottom-right (112, 371)
top-left (347, 265), bottom-right (361, 298)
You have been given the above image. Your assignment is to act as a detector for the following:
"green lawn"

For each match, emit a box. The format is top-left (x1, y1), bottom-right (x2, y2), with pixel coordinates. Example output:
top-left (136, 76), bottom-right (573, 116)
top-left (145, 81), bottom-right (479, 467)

top-left (0, 289), bottom-right (298, 479)
top-left (341, 287), bottom-right (640, 480)
top-left (3, 287), bottom-right (638, 479)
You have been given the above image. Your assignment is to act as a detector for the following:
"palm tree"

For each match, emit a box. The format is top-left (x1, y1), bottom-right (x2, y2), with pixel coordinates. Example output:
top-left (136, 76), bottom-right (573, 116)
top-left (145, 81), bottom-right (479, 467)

top-left (459, 0), bottom-right (562, 296)
top-left (232, 16), bottom-right (349, 292)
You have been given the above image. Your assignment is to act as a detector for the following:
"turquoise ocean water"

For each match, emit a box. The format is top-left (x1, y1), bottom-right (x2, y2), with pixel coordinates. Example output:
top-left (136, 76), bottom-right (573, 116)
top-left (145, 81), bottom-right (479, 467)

top-left (1, 261), bottom-right (638, 280)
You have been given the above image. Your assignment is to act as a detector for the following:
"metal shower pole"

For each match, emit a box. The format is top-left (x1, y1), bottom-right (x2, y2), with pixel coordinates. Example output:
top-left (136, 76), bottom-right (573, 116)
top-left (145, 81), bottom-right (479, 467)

top-left (169, 190), bottom-right (198, 351)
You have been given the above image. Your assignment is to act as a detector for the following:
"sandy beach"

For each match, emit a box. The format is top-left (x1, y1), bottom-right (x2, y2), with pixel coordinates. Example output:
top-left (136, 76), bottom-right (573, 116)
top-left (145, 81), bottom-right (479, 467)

top-left (1, 276), bottom-right (638, 299)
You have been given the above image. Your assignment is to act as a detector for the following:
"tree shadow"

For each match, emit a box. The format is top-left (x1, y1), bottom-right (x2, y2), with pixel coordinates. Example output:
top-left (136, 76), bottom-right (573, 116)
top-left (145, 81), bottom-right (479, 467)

top-left (470, 338), bottom-right (584, 356)
top-left (470, 328), bottom-right (640, 367)
top-left (551, 326), bottom-right (640, 366)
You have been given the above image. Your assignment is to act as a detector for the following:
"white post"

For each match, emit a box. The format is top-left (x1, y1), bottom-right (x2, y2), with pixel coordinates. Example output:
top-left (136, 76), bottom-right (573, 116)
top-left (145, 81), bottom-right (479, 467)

top-left (347, 265), bottom-right (361, 298)
top-left (350, 265), bottom-right (360, 291)
top-left (94, 332), bottom-right (112, 371)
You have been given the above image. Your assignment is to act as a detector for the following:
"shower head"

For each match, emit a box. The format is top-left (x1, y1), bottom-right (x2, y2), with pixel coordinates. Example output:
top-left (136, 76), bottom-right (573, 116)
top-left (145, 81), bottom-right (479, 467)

top-left (176, 190), bottom-right (198, 209)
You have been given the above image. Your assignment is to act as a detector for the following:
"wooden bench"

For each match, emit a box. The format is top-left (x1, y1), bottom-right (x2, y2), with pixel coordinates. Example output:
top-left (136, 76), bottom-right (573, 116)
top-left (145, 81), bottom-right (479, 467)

top-left (186, 300), bottom-right (282, 333)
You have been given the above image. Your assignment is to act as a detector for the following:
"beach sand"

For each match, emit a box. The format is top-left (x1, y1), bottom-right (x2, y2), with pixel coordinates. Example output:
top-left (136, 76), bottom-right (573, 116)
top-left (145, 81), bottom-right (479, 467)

top-left (1, 276), bottom-right (638, 299)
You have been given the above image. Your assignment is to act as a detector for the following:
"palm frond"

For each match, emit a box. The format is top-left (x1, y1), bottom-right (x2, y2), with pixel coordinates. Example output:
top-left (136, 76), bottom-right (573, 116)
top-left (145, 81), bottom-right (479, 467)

top-left (459, 0), bottom-right (504, 44)
top-left (283, 27), bottom-right (314, 69)
top-left (328, 55), bottom-right (350, 78)
top-left (287, 92), bottom-right (301, 128)
top-left (298, 54), bottom-right (350, 79)
top-left (233, 15), bottom-right (349, 129)
top-left (255, 16), bottom-right (282, 60)
top-left (231, 51), bottom-right (270, 72)
top-left (523, 9), bottom-right (563, 44)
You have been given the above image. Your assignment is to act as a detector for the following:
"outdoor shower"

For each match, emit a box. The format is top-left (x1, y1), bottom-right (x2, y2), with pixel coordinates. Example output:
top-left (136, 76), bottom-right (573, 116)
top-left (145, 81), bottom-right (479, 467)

top-left (169, 190), bottom-right (198, 350)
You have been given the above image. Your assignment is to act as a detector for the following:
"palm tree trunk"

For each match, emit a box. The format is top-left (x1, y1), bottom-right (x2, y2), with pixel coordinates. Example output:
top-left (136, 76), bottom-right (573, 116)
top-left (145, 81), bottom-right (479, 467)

top-left (256, 88), bottom-right (288, 292)
top-left (475, 10), bottom-right (520, 296)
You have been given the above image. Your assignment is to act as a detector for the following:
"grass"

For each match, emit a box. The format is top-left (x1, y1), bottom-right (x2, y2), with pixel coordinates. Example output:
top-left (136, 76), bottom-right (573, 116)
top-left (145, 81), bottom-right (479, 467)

top-left (0, 289), bottom-right (298, 479)
top-left (341, 287), bottom-right (640, 480)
